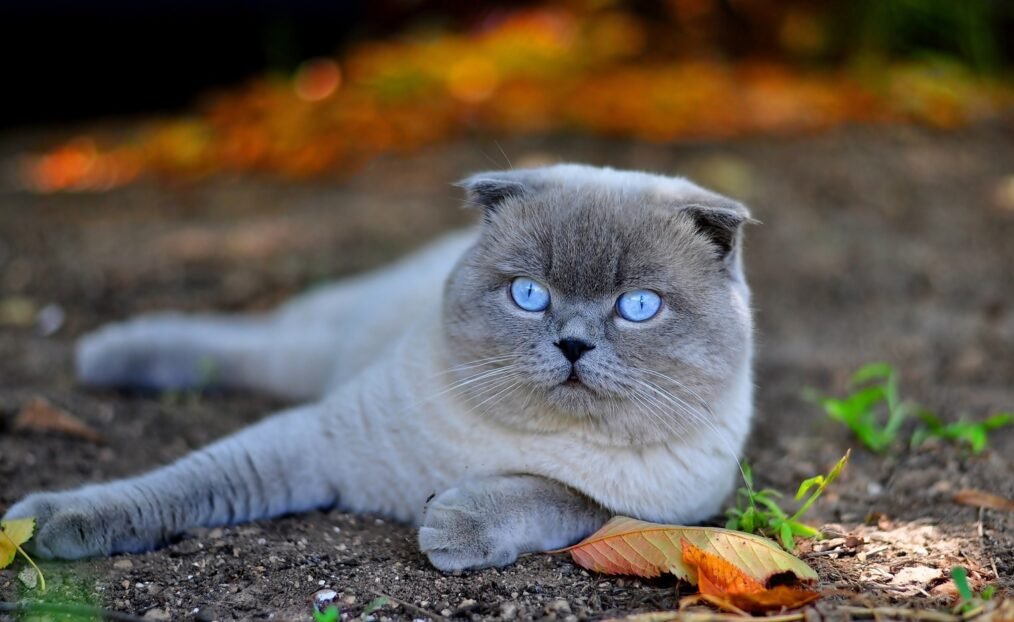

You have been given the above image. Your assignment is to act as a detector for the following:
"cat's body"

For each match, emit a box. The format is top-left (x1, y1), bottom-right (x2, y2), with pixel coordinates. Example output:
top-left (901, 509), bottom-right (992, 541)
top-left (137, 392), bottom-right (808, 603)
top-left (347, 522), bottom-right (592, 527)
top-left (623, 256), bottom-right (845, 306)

top-left (5, 164), bottom-right (754, 571)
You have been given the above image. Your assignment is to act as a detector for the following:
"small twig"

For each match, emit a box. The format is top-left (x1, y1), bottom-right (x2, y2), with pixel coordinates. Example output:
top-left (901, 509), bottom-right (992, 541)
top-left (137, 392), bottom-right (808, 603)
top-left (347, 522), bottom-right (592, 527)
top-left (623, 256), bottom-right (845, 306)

top-left (857, 544), bottom-right (891, 561)
top-left (0, 600), bottom-right (147, 621)
top-left (373, 591), bottom-right (447, 621)
top-left (805, 546), bottom-right (849, 557)
top-left (837, 605), bottom-right (962, 621)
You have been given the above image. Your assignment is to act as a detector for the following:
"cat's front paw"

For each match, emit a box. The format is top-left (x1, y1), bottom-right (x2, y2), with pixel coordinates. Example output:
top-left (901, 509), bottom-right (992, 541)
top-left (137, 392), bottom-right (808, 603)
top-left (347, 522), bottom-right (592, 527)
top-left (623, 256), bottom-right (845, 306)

top-left (418, 487), bottom-right (518, 572)
top-left (3, 491), bottom-right (114, 560)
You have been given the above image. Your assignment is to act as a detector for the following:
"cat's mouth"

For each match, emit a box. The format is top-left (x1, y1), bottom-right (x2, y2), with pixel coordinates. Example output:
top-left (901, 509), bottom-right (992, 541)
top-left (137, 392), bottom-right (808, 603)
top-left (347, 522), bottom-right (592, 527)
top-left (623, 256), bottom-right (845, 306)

top-left (562, 369), bottom-right (586, 388)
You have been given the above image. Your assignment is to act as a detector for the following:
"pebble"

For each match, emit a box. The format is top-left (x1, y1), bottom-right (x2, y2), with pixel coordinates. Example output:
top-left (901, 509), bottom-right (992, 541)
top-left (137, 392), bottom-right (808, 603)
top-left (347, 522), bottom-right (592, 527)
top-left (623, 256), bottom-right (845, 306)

top-left (143, 608), bottom-right (171, 621)
top-left (36, 303), bottom-right (65, 336)
top-left (17, 567), bottom-right (38, 589)
top-left (313, 588), bottom-right (339, 612)
top-left (113, 559), bottom-right (134, 570)
top-left (499, 602), bottom-right (518, 620)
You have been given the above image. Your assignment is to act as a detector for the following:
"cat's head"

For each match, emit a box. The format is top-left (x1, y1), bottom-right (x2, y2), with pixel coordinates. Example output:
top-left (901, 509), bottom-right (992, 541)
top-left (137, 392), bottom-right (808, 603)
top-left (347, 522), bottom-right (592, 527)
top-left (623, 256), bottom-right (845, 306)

top-left (443, 164), bottom-right (753, 445)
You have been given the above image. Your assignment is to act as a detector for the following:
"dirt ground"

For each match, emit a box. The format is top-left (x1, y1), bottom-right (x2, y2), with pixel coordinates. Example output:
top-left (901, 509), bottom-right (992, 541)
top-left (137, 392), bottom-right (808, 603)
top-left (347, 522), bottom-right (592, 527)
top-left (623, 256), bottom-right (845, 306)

top-left (1, 123), bottom-right (1012, 621)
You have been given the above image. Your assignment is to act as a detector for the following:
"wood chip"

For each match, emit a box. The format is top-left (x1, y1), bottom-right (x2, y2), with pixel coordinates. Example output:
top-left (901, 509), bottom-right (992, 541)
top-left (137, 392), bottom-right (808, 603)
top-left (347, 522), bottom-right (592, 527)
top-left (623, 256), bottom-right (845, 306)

top-left (13, 396), bottom-right (103, 443)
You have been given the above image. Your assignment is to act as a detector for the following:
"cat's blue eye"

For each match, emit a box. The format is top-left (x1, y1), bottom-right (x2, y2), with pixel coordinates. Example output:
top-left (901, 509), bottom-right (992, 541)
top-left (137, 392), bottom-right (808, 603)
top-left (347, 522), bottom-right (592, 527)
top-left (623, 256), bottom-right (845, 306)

top-left (510, 277), bottom-right (550, 312)
top-left (616, 290), bottom-right (662, 322)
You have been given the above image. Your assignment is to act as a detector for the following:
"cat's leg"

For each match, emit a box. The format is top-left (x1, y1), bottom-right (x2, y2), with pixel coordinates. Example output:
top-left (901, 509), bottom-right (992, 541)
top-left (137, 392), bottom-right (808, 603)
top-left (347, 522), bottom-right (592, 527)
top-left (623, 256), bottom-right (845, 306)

top-left (418, 475), bottom-right (611, 571)
top-left (76, 313), bottom-right (340, 401)
top-left (2, 403), bottom-right (341, 559)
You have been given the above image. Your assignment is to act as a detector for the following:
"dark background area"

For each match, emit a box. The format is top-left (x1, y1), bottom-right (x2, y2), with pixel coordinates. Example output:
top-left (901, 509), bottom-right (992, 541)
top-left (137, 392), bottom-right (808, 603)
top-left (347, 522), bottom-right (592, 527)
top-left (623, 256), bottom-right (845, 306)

top-left (4, 0), bottom-right (1013, 129)
top-left (1, 1), bottom-right (521, 128)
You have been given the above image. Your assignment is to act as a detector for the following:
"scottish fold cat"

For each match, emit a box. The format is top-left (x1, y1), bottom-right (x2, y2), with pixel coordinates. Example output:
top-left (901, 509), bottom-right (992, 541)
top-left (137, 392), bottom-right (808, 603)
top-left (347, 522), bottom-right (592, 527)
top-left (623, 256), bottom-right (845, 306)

top-left (4, 164), bottom-right (754, 571)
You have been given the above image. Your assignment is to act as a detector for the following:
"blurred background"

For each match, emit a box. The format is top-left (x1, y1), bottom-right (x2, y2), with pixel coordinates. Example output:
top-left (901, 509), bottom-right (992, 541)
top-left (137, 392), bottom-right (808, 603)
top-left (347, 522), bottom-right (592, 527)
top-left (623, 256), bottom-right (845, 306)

top-left (5, 0), bottom-right (1013, 191)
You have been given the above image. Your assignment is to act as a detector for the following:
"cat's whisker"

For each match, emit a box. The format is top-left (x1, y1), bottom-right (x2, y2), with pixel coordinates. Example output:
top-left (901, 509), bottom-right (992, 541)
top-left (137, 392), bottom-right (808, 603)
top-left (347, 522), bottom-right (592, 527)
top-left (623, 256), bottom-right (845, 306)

top-left (462, 378), bottom-right (523, 418)
top-left (636, 380), bottom-right (707, 428)
top-left (494, 140), bottom-right (514, 170)
top-left (629, 386), bottom-right (696, 441)
top-left (454, 365), bottom-right (521, 387)
top-left (626, 389), bottom-right (679, 441)
top-left (427, 364), bottom-right (521, 399)
top-left (633, 377), bottom-right (744, 478)
top-left (442, 373), bottom-right (521, 406)
top-left (635, 378), bottom-right (720, 439)
top-left (637, 368), bottom-right (715, 416)
top-left (518, 383), bottom-right (537, 414)
top-left (428, 355), bottom-right (516, 379)
top-left (630, 368), bottom-right (718, 430)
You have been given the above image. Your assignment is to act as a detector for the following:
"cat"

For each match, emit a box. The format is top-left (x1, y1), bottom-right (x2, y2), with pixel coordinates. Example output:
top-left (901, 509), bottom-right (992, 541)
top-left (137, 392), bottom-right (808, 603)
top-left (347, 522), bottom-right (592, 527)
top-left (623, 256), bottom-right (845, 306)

top-left (4, 164), bottom-right (754, 572)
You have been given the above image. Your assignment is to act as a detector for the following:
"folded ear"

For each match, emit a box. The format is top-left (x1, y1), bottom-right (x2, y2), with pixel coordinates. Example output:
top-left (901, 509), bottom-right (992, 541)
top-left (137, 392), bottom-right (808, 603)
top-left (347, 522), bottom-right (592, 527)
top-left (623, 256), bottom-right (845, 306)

top-left (681, 199), bottom-right (752, 260)
top-left (455, 171), bottom-right (532, 217)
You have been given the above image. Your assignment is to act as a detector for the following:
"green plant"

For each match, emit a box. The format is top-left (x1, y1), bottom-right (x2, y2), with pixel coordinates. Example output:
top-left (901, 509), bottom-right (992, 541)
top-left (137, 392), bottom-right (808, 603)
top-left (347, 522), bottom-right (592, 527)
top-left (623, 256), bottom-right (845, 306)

top-left (951, 566), bottom-right (997, 614)
top-left (725, 451), bottom-right (850, 551)
top-left (912, 411), bottom-right (1013, 454)
top-left (816, 362), bottom-right (1012, 454)
top-left (314, 605), bottom-right (340, 622)
top-left (363, 596), bottom-right (389, 616)
top-left (811, 363), bottom-right (915, 452)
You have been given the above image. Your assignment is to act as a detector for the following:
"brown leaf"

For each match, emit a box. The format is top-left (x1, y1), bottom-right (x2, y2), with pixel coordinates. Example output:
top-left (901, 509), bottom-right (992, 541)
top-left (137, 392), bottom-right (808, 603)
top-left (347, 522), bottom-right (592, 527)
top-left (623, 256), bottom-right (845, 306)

top-left (953, 489), bottom-right (1014, 512)
top-left (14, 396), bottom-right (103, 443)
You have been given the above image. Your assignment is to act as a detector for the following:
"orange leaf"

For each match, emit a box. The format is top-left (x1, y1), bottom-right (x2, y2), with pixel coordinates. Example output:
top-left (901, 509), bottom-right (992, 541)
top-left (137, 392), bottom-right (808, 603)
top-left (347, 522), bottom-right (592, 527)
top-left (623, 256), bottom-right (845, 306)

top-left (680, 538), bottom-right (763, 595)
top-left (680, 538), bottom-right (821, 613)
top-left (728, 586), bottom-right (821, 612)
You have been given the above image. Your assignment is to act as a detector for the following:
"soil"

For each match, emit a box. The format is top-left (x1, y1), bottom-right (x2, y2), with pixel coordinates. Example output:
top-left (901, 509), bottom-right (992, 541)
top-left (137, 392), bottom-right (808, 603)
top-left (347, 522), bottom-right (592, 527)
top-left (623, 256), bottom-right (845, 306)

top-left (1, 123), bottom-right (1012, 621)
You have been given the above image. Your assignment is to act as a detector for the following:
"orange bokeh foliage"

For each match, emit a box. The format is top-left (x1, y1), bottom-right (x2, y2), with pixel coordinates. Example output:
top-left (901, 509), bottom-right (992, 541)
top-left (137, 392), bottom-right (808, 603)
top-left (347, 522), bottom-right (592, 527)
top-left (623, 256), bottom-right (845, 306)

top-left (19, 5), bottom-right (1013, 193)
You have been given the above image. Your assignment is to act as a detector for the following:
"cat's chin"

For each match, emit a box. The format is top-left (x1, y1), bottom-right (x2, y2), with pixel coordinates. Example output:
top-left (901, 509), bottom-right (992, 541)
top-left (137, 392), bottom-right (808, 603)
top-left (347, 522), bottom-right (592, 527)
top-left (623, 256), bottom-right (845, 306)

top-left (542, 380), bottom-right (608, 414)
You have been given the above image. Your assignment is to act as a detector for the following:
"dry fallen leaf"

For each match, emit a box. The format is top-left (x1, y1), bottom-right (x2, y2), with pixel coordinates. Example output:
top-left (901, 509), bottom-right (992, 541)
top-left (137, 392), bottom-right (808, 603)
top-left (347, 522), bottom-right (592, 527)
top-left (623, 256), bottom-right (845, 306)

top-left (681, 538), bottom-right (821, 613)
top-left (14, 396), bottom-right (103, 443)
top-left (562, 516), bottom-right (817, 585)
top-left (953, 489), bottom-right (1014, 512)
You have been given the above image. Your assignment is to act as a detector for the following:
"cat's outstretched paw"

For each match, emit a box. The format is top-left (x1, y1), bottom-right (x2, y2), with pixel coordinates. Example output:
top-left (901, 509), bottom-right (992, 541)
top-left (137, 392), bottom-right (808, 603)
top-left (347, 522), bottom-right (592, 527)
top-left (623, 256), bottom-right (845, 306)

top-left (418, 486), bottom-right (518, 572)
top-left (3, 491), bottom-right (115, 560)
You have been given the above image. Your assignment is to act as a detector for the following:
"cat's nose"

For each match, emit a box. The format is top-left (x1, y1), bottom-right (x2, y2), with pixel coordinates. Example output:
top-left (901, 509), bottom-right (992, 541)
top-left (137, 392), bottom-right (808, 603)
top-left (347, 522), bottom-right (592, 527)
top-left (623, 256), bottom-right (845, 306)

top-left (555, 338), bottom-right (595, 363)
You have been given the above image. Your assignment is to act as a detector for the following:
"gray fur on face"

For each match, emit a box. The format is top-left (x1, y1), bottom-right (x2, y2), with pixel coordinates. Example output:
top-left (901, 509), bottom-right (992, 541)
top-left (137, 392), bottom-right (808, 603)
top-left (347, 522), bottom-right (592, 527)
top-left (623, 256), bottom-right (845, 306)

top-left (445, 164), bottom-right (752, 443)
